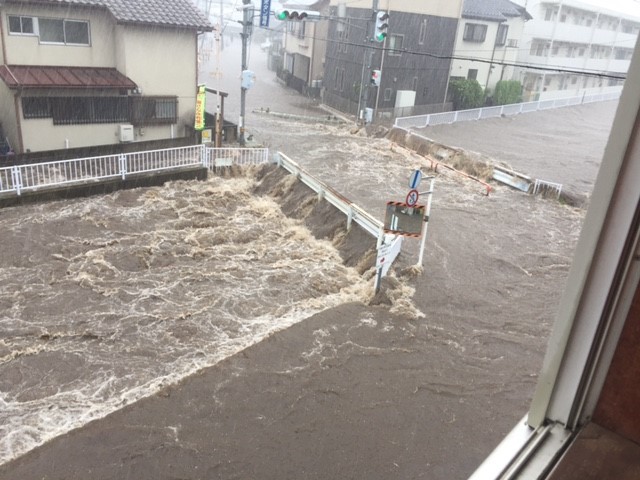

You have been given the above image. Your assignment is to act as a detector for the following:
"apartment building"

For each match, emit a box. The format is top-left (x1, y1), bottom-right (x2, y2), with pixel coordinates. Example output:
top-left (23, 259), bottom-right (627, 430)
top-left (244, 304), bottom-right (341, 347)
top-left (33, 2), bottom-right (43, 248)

top-left (512, 0), bottom-right (640, 100)
top-left (0, 0), bottom-right (212, 153)
top-left (450, 0), bottom-right (532, 93)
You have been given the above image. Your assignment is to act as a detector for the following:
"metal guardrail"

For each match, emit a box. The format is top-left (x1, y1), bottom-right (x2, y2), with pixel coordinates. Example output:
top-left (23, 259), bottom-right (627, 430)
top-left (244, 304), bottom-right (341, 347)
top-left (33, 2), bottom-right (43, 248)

top-left (394, 91), bottom-right (622, 129)
top-left (204, 147), bottom-right (270, 169)
top-left (0, 146), bottom-right (272, 197)
top-left (0, 145), bottom-right (204, 196)
top-left (275, 152), bottom-right (391, 246)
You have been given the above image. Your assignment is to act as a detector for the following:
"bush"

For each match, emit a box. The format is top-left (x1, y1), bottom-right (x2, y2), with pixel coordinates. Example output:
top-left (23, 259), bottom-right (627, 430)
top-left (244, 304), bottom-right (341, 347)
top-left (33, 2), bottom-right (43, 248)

top-left (493, 80), bottom-right (523, 105)
top-left (449, 78), bottom-right (485, 110)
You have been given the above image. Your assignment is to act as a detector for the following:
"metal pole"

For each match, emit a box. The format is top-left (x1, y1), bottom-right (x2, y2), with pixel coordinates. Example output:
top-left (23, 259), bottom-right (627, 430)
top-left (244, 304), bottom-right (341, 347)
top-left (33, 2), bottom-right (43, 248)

top-left (239, 0), bottom-right (251, 146)
top-left (417, 177), bottom-right (435, 267)
top-left (357, 51), bottom-right (366, 123)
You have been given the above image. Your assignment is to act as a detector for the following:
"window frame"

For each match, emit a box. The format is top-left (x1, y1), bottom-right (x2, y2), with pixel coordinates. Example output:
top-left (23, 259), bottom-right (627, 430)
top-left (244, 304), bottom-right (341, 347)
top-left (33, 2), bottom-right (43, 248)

top-left (7, 15), bottom-right (37, 36)
top-left (388, 34), bottom-right (404, 56)
top-left (418, 19), bottom-right (427, 45)
top-left (463, 23), bottom-right (487, 43)
top-left (495, 24), bottom-right (508, 47)
top-left (38, 16), bottom-right (91, 46)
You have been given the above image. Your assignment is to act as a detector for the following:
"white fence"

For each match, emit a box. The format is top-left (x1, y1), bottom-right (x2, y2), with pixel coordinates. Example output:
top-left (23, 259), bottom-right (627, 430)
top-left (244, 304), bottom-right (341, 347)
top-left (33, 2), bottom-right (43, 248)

top-left (0, 146), bottom-right (271, 197)
top-left (394, 91), bottom-right (622, 130)
top-left (276, 151), bottom-right (387, 243)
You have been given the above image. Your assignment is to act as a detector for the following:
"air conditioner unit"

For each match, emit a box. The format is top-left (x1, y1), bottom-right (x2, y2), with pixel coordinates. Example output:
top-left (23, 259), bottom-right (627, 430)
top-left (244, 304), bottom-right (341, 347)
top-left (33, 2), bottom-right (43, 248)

top-left (507, 39), bottom-right (518, 48)
top-left (118, 124), bottom-right (134, 143)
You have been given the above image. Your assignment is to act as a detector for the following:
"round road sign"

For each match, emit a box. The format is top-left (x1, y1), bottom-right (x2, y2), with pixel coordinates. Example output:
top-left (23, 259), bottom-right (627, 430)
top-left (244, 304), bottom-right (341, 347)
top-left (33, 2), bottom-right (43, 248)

top-left (406, 189), bottom-right (420, 207)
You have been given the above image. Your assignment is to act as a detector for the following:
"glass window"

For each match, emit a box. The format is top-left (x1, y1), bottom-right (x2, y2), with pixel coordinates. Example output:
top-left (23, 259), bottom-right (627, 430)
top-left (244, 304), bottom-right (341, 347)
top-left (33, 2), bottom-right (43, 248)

top-left (418, 20), bottom-right (427, 45)
top-left (388, 34), bottom-right (403, 55)
top-left (8, 15), bottom-right (35, 35)
top-left (496, 24), bottom-right (508, 46)
top-left (383, 88), bottom-right (392, 101)
top-left (65, 20), bottom-right (90, 45)
top-left (22, 97), bottom-right (51, 119)
top-left (463, 23), bottom-right (487, 43)
top-left (38, 18), bottom-right (90, 45)
top-left (39, 18), bottom-right (65, 43)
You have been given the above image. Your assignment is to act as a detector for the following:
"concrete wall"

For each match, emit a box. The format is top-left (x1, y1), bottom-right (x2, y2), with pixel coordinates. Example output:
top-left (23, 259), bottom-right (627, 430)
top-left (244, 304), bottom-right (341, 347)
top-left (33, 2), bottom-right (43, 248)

top-left (0, 81), bottom-right (18, 151)
top-left (115, 25), bottom-right (198, 137)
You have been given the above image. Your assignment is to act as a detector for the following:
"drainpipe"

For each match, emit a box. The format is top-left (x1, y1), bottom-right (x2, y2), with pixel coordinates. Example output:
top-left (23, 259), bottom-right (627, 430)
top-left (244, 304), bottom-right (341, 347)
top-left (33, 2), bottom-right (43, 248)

top-left (14, 92), bottom-right (25, 153)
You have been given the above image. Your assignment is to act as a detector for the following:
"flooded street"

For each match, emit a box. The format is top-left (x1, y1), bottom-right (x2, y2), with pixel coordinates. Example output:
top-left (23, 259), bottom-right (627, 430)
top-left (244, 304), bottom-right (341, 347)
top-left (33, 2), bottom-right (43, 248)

top-left (0, 35), bottom-right (621, 479)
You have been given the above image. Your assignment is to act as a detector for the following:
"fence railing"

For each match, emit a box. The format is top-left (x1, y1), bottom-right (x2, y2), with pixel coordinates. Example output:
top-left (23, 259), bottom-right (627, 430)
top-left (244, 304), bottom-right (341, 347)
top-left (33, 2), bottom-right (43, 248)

top-left (394, 90), bottom-right (622, 129)
top-left (204, 147), bottom-right (270, 169)
top-left (276, 152), bottom-right (390, 244)
top-left (0, 146), bottom-right (271, 197)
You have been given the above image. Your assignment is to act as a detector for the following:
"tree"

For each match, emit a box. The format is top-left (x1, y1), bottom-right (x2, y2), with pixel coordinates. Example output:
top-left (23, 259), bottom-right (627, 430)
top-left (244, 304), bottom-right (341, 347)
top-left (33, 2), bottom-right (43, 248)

top-left (493, 80), bottom-right (523, 106)
top-left (449, 79), bottom-right (485, 110)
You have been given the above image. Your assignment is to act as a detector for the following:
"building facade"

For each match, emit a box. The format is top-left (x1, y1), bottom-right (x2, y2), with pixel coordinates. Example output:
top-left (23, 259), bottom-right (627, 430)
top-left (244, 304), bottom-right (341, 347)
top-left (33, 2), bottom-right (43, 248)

top-left (512, 0), bottom-right (640, 100)
top-left (450, 0), bottom-right (531, 93)
top-left (0, 0), bottom-right (211, 153)
top-left (322, 0), bottom-right (463, 119)
top-left (279, 0), bottom-right (329, 96)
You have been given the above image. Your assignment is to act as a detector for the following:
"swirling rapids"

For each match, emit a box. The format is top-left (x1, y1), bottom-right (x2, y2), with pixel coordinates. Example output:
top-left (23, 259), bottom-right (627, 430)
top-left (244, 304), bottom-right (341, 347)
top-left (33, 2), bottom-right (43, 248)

top-left (0, 172), bottom-right (370, 464)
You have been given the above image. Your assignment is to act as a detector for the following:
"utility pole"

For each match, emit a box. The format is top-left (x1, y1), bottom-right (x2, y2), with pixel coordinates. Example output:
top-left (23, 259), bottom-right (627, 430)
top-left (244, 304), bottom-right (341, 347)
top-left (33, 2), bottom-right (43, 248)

top-left (239, 0), bottom-right (252, 146)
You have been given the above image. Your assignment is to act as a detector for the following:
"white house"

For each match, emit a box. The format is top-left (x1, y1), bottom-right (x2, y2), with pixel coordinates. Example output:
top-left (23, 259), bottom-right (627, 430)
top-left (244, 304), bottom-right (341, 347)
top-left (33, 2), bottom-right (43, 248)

top-left (0, 0), bottom-right (212, 153)
top-left (450, 0), bottom-right (532, 93)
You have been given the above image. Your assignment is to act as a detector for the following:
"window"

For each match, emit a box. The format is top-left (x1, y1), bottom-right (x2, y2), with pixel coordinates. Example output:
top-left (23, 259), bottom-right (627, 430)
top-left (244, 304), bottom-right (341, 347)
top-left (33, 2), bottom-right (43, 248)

top-left (334, 67), bottom-right (339, 89)
top-left (412, 76), bottom-right (418, 91)
top-left (467, 69), bottom-right (478, 80)
top-left (22, 97), bottom-right (50, 119)
top-left (496, 24), bottom-right (508, 46)
top-left (463, 23), bottom-right (487, 43)
top-left (388, 34), bottom-right (404, 55)
top-left (39, 18), bottom-right (90, 45)
top-left (418, 19), bottom-right (427, 45)
top-left (544, 8), bottom-right (553, 21)
top-left (8, 15), bottom-right (35, 35)
top-left (22, 96), bottom-right (171, 125)
top-left (131, 97), bottom-right (178, 125)
top-left (383, 88), bottom-right (392, 101)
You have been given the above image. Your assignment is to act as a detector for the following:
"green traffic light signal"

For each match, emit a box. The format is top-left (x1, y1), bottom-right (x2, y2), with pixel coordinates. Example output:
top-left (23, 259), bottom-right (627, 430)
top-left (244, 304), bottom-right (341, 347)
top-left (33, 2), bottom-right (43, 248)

top-left (277, 10), bottom-right (289, 20)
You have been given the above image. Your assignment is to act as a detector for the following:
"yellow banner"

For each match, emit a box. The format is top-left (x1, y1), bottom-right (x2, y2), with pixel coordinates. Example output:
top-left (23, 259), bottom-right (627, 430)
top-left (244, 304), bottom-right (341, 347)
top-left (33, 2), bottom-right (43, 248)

top-left (194, 84), bottom-right (206, 131)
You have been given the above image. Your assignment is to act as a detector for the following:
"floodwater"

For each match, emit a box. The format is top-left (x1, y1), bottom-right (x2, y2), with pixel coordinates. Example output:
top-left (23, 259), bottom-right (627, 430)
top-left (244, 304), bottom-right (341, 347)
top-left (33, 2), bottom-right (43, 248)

top-left (0, 35), bottom-right (620, 477)
top-left (0, 173), bottom-right (373, 464)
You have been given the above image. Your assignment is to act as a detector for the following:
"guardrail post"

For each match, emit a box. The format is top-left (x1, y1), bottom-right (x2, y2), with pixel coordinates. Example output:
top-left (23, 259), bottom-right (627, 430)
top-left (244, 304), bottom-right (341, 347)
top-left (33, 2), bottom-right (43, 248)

top-left (347, 206), bottom-right (354, 231)
top-left (11, 166), bottom-right (22, 196)
top-left (119, 154), bottom-right (127, 180)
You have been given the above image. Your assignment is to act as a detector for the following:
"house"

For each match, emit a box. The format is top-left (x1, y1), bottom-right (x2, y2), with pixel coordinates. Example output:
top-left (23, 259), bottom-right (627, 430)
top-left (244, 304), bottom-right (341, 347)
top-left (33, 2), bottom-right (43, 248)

top-left (450, 0), bottom-right (531, 93)
top-left (511, 0), bottom-right (640, 101)
top-left (0, 0), bottom-right (212, 154)
top-left (278, 0), bottom-right (329, 97)
top-left (322, 0), bottom-right (463, 120)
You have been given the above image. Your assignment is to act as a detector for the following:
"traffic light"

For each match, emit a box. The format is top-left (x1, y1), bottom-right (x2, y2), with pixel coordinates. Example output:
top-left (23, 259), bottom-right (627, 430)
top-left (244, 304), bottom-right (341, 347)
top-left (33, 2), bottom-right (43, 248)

top-left (374, 11), bottom-right (389, 42)
top-left (276, 10), bottom-right (321, 21)
top-left (370, 69), bottom-right (381, 87)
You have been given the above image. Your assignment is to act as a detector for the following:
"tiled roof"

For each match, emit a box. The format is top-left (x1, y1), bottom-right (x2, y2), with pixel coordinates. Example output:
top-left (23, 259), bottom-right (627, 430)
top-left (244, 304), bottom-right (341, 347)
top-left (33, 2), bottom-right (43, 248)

top-left (16, 0), bottom-right (213, 30)
top-left (0, 65), bottom-right (137, 89)
top-left (463, 0), bottom-right (532, 22)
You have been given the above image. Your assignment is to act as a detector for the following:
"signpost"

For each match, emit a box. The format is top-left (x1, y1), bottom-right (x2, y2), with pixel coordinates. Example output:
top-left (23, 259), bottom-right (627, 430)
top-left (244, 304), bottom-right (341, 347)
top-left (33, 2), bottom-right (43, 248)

top-left (406, 189), bottom-right (419, 207)
top-left (260, 0), bottom-right (272, 27)
top-left (194, 84), bottom-right (206, 131)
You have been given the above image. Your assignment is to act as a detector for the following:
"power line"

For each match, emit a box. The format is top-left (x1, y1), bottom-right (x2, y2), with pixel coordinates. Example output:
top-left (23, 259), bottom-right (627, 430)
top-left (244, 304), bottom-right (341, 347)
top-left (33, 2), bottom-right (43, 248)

top-left (261, 24), bottom-right (627, 80)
